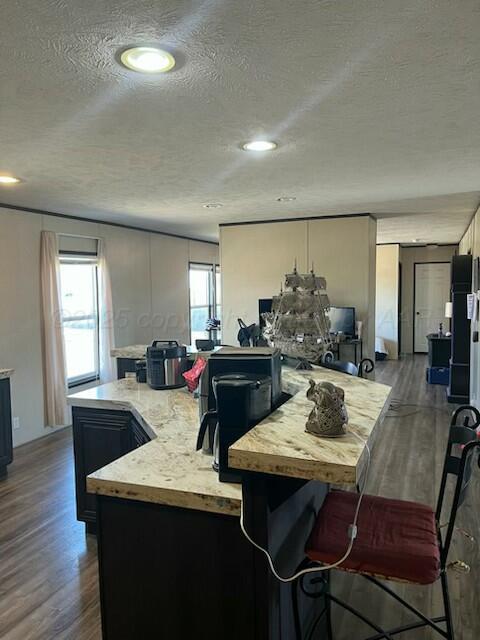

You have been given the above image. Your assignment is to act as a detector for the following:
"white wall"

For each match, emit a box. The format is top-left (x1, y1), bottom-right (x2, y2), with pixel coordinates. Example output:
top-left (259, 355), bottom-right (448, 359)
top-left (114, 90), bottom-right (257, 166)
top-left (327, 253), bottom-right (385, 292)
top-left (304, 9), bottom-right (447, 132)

top-left (150, 234), bottom-right (190, 344)
top-left (0, 207), bottom-right (218, 446)
top-left (220, 216), bottom-right (377, 360)
top-left (307, 217), bottom-right (377, 359)
top-left (375, 245), bottom-right (400, 359)
top-left (459, 220), bottom-right (475, 255)
top-left (220, 221), bottom-right (309, 344)
top-left (399, 245), bottom-right (457, 354)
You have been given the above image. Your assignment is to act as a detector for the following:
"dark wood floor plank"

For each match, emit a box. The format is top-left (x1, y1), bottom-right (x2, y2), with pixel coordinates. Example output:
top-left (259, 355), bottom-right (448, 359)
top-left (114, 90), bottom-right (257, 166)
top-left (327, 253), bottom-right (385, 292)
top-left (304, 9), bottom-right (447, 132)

top-left (334, 355), bottom-right (479, 640)
top-left (0, 428), bottom-right (101, 640)
top-left (0, 355), bottom-right (477, 639)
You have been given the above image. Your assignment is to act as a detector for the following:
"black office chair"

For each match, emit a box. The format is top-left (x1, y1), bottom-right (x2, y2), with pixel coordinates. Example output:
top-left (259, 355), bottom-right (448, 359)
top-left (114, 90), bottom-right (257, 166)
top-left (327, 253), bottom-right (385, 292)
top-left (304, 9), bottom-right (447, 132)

top-left (292, 405), bottom-right (480, 640)
top-left (320, 357), bottom-right (374, 378)
top-left (320, 360), bottom-right (359, 376)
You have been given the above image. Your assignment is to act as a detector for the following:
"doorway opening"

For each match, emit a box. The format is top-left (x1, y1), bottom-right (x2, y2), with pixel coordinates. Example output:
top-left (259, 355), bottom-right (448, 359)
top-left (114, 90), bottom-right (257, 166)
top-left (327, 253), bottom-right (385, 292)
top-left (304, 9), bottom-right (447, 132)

top-left (413, 262), bottom-right (450, 353)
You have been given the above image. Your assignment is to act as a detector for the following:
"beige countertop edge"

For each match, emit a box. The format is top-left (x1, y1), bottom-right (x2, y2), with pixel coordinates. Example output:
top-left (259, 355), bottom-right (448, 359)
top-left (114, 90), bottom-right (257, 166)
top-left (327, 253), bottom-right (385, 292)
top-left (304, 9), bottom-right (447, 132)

top-left (110, 345), bottom-right (219, 359)
top-left (86, 477), bottom-right (241, 517)
top-left (229, 384), bottom-right (394, 486)
top-left (228, 450), bottom-right (356, 485)
top-left (66, 396), bottom-right (157, 440)
top-left (110, 345), bottom-right (147, 358)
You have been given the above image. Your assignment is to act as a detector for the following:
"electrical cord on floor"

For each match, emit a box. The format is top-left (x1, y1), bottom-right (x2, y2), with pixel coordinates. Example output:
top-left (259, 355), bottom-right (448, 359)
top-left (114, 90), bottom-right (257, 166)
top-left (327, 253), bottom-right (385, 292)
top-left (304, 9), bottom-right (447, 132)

top-left (386, 399), bottom-right (450, 419)
top-left (239, 430), bottom-right (371, 583)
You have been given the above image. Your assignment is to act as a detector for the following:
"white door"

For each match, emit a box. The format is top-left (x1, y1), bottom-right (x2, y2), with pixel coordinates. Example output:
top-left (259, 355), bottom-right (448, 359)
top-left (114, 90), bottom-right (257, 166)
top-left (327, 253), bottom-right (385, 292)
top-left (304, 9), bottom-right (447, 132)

top-left (414, 262), bottom-right (451, 352)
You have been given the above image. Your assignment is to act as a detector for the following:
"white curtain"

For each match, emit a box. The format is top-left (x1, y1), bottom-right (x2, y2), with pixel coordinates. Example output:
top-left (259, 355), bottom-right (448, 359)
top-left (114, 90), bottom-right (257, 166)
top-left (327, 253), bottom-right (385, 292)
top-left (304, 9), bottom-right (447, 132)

top-left (40, 231), bottom-right (70, 426)
top-left (97, 239), bottom-right (116, 383)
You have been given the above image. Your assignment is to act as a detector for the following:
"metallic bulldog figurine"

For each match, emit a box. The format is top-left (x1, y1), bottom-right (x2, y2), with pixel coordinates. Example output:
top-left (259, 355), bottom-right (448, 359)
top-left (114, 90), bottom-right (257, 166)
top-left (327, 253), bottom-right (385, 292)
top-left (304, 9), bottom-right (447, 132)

top-left (305, 379), bottom-right (348, 437)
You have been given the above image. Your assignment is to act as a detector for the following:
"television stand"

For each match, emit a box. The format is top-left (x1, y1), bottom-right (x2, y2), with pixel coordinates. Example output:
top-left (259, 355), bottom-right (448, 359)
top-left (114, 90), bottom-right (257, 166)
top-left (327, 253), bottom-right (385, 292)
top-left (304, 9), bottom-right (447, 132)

top-left (330, 337), bottom-right (363, 364)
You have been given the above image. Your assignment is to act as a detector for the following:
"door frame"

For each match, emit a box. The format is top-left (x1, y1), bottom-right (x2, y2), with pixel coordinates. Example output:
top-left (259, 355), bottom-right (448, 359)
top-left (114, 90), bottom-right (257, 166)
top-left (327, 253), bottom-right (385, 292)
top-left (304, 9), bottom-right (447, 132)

top-left (413, 261), bottom-right (450, 354)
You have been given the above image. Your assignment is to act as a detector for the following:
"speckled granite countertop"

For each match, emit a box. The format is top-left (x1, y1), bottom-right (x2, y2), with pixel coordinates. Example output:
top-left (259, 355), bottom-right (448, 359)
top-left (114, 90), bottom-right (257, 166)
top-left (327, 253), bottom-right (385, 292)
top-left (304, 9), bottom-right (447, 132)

top-left (230, 369), bottom-right (392, 485)
top-left (68, 379), bottom-right (242, 516)
top-left (110, 345), bottom-right (147, 359)
top-left (67, 367), bottom-right (391, 516)
top-left (110, 344), bottom-right (221, 360)
top-left (0, 368), bottom-right (14, 380)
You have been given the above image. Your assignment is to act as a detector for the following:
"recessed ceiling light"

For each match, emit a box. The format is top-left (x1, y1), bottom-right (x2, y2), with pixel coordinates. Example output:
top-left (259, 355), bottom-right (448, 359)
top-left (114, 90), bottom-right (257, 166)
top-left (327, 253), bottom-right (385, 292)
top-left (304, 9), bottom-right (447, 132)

top-left (0, 175), bottom-right (21, 185)
top-left (277, 196), bottom-right (296, 202)
top-left (203, 203), bottom-right (223, 209)
top-left (242, 140), bottom-right (277, 152)
top-left (120, 47), bottom-right (175, 73)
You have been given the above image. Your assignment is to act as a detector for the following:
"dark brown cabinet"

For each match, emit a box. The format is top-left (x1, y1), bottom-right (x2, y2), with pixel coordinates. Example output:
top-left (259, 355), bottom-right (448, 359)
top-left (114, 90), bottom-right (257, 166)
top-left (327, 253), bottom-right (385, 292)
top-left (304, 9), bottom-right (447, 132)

top-left (95, 478), bottom-right (327, 639)
top-left (72, 406), bottom-right (150, 532)
top-left (0, 378), bottom-right (13, 479)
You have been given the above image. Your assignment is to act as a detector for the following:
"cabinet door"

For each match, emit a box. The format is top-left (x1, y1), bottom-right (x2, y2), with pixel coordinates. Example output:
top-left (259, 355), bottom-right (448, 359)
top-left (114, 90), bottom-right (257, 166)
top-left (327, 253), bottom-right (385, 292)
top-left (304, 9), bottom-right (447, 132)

top-left (72, 408), bottom-right (133, 524)
top-left (0, 379), bottom-right (13, 474)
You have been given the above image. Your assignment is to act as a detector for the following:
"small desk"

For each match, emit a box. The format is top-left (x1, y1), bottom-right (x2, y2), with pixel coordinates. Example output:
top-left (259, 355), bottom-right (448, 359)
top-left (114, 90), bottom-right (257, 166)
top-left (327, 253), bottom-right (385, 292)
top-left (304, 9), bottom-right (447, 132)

top-left (427, 334), bottom-right (451, 368)
top-left (331, 338), bottom-right (363, 364)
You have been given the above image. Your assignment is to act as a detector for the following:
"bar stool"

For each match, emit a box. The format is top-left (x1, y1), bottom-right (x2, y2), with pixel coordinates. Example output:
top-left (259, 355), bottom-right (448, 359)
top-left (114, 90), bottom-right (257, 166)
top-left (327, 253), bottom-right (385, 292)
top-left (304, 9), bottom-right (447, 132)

top-left (320, 357), bottom-right (375, 378)
top-left (292, 405), bottom-right (480, 640)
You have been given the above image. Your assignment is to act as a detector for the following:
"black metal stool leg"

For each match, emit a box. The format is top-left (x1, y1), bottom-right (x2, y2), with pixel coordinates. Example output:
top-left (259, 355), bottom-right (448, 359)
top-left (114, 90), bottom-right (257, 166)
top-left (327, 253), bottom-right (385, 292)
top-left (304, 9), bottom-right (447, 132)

top-left (291, 558), bottom-right (314, 640)
top-left (292, 575), bottom-right (302, 640)
top-left (327, 593), bottom-right (395, 640)
top-left (324, 570), bottom-right (333, 640)
top-left (362, 574), bottom-right (448, 638)
top-left (440, 571), bottom-right (455, 640)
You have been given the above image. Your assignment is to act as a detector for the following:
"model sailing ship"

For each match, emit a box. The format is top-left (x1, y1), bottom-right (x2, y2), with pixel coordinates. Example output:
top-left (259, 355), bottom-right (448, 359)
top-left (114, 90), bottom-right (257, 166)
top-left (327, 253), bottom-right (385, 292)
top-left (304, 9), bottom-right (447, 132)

top-left (262, 263), bottom-right (333, 363)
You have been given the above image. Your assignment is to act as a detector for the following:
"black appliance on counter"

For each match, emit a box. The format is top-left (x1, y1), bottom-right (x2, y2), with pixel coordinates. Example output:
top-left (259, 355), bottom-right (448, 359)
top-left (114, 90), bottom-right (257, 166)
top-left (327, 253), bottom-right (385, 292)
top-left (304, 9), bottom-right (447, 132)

top-left (146, 340), bottom-right (189, 390)
top-left (197, 347), bottom-right (282, 453)
top-left (197, 373), bottom-right (272, 483)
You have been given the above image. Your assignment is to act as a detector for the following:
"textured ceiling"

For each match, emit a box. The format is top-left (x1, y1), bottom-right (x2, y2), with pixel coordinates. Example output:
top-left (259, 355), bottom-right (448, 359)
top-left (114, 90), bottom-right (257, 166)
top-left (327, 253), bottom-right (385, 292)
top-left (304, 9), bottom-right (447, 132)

top-left (1, 0), bottom-right (479, 242)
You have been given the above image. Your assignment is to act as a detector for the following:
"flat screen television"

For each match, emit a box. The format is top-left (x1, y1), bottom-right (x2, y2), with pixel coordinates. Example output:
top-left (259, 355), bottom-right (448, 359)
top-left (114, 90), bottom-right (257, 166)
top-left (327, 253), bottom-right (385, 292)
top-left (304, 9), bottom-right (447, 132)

top-left (328, 306), bottom-right (356, 337)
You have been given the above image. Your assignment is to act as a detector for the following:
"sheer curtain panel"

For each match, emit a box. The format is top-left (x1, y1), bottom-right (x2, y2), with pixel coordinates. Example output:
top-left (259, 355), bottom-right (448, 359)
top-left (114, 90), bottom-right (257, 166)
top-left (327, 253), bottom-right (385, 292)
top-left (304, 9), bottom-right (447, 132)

top-left (40, 230), bottom-right (70, 426)
top-left (97, 239), bottom-right (116, 383)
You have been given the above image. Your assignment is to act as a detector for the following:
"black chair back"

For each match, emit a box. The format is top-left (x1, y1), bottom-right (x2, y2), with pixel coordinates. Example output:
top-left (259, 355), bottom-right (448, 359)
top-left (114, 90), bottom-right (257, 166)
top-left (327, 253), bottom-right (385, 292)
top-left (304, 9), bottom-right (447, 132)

top-left (435, 405), bottom-right (480, 565)
top-left (358, 358), bottom-right (375, 378)
top-left (320, 360), bottom-right (359, 377)
top-left (320, 354), bottom-right (375, 378)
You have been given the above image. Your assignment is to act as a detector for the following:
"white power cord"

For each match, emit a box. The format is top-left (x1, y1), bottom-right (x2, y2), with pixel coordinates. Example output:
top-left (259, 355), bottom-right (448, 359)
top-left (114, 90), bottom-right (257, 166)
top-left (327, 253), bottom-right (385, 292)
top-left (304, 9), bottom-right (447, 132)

top-left (239, 430), bottom-right (371, 583)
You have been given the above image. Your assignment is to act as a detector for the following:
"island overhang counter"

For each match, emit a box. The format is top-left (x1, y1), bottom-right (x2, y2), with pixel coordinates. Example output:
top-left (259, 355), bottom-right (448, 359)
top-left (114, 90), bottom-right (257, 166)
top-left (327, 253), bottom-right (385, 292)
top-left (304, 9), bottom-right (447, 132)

top-left (68, 366), bottom-right (392, 640)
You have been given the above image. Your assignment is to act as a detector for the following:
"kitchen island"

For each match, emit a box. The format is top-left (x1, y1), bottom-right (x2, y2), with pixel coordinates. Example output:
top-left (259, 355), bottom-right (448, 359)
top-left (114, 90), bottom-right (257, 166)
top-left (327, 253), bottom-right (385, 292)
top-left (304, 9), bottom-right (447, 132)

top-left (68, 366), bottom-right (391, 639)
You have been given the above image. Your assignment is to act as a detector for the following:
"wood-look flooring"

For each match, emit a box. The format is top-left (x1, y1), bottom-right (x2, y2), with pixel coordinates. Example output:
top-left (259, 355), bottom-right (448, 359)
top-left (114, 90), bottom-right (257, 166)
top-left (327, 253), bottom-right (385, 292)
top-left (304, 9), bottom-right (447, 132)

top-left (335, 356), bottom-right (479, 640)
top-left (0, 427), bottom-right (101, 640)
top-left (0, 355), bottom-right (478, 640)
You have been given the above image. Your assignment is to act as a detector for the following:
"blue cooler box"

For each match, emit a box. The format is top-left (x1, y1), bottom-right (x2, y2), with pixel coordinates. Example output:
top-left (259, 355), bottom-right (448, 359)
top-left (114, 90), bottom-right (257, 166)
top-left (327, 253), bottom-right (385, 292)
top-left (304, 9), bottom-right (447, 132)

top-left (426, 366), bottom-right (449, 385)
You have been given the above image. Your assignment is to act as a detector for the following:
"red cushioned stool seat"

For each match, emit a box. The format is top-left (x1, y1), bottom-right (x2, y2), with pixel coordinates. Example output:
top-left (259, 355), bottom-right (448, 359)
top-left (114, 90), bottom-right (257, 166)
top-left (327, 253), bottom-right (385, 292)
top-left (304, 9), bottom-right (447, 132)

top-left (305, 490), bottom-right (440, 585)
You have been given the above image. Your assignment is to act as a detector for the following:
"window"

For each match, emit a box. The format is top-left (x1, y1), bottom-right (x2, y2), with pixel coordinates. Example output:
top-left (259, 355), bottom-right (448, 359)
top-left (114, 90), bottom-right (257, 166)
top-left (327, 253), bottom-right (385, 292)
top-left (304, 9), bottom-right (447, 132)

top-left (189, 263), bottom-right (221, 345)
top-left (59, 255), bottom-right (100, 386)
